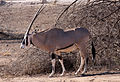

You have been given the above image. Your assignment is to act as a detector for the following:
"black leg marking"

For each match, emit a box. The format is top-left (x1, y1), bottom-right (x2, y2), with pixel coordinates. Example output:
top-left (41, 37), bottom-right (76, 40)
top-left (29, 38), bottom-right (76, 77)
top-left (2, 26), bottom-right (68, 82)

top-left (51, 53), bottom-right (56, 59)
top-left (58, 55), bottom-right (62, 60)
top-left (86, 57), bottom-right (89, 65)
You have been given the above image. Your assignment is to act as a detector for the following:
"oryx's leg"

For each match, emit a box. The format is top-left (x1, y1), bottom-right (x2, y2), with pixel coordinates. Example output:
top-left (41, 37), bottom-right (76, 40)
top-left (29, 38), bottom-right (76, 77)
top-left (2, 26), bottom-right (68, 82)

top-left (49, 53), bottom-right (56, 77)
top-left (75, 54), bottom-right (86, 75)
top-left (81, 57), bottom-right (88, 74)
top-left (75, 43), bottom-right (88, 75)
top-left (58, 55), bottom-right (66, 76)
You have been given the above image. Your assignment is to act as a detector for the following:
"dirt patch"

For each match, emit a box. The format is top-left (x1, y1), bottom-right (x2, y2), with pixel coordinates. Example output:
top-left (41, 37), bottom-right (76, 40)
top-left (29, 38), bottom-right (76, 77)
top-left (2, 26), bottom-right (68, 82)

top-left (1, 72), bottom-right (120, 82)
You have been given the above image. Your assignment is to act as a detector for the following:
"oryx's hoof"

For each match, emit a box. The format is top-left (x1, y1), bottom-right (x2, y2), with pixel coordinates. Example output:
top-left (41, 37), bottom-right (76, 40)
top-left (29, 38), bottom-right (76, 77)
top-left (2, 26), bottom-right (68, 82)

top-left (60, 73), bottom-right (64, 77)
top-left (49, 73), bottom-right (54, 78)
top-left (49, 75), bottom-right (53, 78)
top-left (74, 73), bottom-right (85, 77)
top-left (60, 70), bottom-right (66, 77)
top-left (75, 72), bottom-right (78, 75)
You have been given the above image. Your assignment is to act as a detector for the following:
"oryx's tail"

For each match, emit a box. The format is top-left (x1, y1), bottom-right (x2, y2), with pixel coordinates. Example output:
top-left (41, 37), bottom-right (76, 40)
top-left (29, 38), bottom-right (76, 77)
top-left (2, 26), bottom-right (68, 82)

top-left (91, 41), bottom-right (96, 61)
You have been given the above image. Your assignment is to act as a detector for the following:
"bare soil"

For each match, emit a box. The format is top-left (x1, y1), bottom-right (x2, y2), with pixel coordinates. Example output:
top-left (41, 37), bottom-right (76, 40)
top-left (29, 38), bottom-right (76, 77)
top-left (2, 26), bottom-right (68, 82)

top-left (0, 1), bottom-right (120, 82)
top-left (0, 72), bottom-right (120, 82)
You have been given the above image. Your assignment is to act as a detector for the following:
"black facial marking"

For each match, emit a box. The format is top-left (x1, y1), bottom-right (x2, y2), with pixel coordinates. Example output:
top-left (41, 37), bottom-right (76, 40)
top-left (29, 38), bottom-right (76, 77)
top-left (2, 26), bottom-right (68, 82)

top-left (22, 39), bottom-right (25, 45)
top-left (25, 36), bottom-right (28, 46)
top-left (21, 36), bottom-right (28, 46)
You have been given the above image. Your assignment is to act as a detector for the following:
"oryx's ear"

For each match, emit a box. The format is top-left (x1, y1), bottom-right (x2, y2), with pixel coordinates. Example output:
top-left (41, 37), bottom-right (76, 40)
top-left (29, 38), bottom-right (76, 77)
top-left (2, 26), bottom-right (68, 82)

top-left (32, 28), bottom-right (39, 34)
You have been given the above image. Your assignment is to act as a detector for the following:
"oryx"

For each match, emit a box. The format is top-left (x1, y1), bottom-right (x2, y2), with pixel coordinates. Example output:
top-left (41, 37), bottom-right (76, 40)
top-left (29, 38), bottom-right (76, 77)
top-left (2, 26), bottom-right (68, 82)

top-left (20, 4), bottom-right (96, 77)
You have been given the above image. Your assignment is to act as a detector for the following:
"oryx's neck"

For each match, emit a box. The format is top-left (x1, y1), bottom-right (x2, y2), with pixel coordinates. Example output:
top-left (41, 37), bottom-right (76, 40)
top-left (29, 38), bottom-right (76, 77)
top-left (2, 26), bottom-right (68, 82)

top-left (31, 32), bottom-right (49, 51)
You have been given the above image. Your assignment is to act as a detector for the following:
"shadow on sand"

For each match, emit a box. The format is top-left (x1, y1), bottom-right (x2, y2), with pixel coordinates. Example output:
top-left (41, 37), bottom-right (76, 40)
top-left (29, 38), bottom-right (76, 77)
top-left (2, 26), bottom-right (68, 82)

top-left (76, 71), bottom-right (120, 77)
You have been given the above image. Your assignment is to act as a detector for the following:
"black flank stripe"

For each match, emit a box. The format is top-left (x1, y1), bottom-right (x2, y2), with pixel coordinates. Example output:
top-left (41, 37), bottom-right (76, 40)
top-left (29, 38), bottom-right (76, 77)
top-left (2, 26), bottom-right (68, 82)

top-left (56, 43), bottom-right (74, 51)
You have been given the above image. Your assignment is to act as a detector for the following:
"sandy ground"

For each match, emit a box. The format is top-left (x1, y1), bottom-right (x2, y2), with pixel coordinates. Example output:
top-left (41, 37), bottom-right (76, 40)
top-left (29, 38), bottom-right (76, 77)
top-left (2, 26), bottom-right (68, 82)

top-left (0, 1), bottom-right (120, 82)
top-left (0, 73), bottom-right (120, 82)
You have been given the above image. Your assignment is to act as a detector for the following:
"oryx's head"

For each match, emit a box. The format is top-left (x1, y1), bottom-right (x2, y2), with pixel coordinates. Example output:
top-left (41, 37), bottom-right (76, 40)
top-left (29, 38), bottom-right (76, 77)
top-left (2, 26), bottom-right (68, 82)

top-left (20, 34), bottom-right (30, 49)
top-left (20, 4), bottom-right (45, 49)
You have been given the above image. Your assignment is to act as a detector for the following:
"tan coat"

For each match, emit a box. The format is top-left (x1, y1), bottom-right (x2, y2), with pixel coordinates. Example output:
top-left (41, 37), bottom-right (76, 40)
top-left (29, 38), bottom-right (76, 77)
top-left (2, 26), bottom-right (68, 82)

top-left (31, 27), bottom-right (90, 52)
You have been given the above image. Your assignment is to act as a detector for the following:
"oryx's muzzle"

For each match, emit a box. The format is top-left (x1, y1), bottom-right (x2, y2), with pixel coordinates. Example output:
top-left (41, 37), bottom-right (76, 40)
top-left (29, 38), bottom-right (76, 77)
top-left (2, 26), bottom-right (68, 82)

top-left (20, 39), bottom-right (25, 49)
top-left (20, 43), bottom-right (25, 49)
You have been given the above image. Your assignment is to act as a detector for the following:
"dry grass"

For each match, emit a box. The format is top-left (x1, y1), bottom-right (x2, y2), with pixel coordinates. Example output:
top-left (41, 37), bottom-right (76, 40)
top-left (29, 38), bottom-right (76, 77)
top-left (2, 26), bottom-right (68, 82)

top-left (0, 48), bottom-right (80, 77)
top-left (56, 0), bottom-right (120, 70)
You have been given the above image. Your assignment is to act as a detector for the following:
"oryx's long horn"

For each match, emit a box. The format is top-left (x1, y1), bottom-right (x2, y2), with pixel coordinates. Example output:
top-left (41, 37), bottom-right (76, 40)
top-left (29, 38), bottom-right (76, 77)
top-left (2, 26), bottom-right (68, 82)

top-left (55, 0), bottom-right (78, 26)
top-left (25, 4), bottom-right (46, 36)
